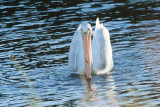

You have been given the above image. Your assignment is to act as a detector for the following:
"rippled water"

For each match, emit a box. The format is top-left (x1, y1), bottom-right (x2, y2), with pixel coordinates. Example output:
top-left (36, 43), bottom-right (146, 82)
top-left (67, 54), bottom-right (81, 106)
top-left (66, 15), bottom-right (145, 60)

top-left (0, 0), bottom-right (160, 106)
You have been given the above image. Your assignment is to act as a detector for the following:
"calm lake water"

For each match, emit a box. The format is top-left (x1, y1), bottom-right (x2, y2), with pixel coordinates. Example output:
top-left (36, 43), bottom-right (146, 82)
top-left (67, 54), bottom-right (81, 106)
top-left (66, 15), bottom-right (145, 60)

top-left (0, 0), bottom-right (160, 106)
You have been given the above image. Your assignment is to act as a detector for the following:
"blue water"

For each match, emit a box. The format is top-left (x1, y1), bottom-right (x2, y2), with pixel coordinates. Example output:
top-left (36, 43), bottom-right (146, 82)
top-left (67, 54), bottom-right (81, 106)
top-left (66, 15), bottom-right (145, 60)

top-left (0, 0), bottom-right (160, 106)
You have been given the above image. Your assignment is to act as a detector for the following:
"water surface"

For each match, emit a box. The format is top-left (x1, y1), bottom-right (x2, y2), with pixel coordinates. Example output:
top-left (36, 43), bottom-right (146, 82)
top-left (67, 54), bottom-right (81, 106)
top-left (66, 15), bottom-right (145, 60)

top-left (0, 0), bottom-right (160, 106)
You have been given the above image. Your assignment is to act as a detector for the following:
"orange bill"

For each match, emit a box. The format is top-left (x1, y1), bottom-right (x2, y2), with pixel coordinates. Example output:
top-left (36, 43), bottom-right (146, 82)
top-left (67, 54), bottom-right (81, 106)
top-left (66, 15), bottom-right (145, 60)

top-left (83, 33), bottom-right (92, 79)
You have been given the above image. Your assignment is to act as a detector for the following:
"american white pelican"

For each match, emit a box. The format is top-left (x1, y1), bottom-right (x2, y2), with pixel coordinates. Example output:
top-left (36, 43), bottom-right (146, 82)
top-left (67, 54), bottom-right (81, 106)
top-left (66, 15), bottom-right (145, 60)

top-left (68, 18), bottom-right (113, 79)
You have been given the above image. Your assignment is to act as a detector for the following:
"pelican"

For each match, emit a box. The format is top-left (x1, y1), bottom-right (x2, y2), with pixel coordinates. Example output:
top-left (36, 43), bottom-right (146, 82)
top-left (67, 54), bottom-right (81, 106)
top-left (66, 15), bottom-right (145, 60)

top-left (68, 18), bottom-right (113, 79)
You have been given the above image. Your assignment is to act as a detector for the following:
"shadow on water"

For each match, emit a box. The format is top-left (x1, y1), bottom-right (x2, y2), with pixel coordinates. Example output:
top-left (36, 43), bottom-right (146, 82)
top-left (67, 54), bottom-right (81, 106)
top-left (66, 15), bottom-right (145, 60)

top-left (0, 0), bottom-right (160, 106)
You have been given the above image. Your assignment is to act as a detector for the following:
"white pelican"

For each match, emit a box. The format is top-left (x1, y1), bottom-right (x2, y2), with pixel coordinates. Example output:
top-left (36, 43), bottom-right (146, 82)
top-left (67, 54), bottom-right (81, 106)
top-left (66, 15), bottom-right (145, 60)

top-left (68, 18), bottom-right (113, 79)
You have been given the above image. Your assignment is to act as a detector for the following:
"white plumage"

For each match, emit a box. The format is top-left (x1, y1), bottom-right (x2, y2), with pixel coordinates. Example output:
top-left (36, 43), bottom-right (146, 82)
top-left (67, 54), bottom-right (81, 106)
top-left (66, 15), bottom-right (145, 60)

top-left (68, 18), bottom-right (113, 78)
top-left (68, 25), bottom-right (85, 74)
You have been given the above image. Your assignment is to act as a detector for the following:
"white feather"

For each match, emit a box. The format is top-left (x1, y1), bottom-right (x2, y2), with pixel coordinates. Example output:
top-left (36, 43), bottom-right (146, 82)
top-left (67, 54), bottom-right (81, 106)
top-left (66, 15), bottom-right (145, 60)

top-left (92, 18), bottom-right (113, 74)
top-left (68, 25), bottom-right (85, 74)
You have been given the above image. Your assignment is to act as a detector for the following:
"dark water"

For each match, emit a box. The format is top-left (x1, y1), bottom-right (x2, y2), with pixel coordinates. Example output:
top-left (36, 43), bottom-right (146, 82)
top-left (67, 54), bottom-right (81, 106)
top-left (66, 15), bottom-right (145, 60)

top-left (0, 0), bottom-right (160, 106)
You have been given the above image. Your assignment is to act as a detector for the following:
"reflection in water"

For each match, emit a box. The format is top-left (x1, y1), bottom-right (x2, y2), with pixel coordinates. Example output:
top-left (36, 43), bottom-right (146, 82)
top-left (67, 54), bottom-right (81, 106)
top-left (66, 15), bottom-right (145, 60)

top-left (80, 75), bottom-right (105, 106)
top-left (105, 72), bottom-right (118, 107)
top-left (80, 76), bottom-right (95, 103)
top-left (79, 73), bottom-right (119, 107)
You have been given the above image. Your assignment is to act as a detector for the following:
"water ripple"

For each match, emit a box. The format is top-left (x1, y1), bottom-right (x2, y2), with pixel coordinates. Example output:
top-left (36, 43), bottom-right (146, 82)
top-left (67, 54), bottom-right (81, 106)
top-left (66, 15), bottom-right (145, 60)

top-left (0, 0), bottom-right (160, 106)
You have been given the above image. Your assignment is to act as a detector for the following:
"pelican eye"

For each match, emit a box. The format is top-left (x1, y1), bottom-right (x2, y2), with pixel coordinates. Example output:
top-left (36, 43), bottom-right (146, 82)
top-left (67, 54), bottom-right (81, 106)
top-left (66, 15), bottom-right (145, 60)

top-left (81, 29), bottom-right (83, 34)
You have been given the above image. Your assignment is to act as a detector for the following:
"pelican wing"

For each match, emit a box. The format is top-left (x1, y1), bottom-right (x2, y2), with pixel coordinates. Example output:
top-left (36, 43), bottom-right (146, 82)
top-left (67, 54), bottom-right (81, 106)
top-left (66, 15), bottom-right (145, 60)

top-left (68, 30), bottom-right (80, 71)
top-left (92, 18), bottom-right (113, 73)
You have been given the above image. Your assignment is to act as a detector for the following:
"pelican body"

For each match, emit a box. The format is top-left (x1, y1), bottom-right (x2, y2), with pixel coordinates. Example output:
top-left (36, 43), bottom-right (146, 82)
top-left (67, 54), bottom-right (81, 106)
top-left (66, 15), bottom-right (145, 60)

top-left (68, 18), bottom-right (113, 78)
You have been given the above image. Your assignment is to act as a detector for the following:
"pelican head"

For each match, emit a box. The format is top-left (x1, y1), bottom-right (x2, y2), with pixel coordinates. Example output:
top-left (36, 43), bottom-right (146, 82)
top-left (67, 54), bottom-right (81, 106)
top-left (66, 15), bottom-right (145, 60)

top-left (80, 22), bottom-right (92, 79)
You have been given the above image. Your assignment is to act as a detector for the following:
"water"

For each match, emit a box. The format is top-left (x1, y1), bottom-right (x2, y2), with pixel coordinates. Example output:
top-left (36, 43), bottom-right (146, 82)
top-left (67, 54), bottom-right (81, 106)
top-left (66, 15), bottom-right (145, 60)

top-left (0, 0), bottom-right (160, 106)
